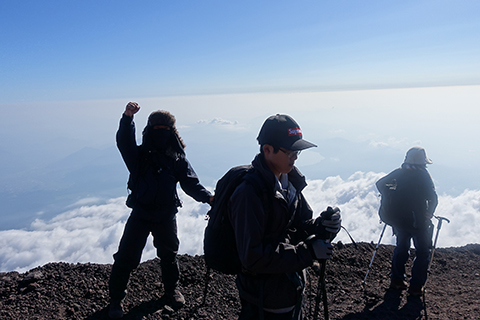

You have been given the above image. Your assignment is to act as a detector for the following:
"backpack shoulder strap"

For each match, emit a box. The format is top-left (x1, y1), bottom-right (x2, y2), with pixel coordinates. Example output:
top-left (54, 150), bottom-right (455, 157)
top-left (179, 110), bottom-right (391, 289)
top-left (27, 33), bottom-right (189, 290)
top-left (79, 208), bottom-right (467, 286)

top-left (242, 168), bottom-right (274, 215)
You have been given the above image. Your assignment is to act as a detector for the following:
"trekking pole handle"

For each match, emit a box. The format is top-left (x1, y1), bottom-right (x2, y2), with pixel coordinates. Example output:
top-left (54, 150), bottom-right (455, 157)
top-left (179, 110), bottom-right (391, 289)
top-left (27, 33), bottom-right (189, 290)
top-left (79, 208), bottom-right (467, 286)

top-left (428, 216), bottom-right (449, 273)
top-left (319, 206), bottom-right (340, 242)
top-left (434, 215), bottom-right (450, 229)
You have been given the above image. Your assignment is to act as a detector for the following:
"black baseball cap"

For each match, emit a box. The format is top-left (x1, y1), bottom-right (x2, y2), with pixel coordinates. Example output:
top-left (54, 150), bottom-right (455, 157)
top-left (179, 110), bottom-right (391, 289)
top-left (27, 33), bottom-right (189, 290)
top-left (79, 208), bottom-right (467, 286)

top-left (257, 114), bottom-right (317, 151)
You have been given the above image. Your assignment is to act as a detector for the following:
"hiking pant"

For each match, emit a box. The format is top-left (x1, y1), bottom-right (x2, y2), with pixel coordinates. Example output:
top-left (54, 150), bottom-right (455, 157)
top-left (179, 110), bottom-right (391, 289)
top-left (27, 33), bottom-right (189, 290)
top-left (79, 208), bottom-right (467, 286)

top-left (391, 224), bottom-right (433, 288)
top-left (109, 215), bottom-right (180, 301)
top-left (238, 298), bottom-right (303, 320)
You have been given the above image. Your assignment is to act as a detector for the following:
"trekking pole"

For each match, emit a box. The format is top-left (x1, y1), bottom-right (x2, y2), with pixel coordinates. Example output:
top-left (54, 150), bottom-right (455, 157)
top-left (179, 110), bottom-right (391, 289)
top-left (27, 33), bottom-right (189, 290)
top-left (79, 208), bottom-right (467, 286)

top-left (320, 259), bottom-right (329, 320)
top-left (423, 215), bottom-right (449, 320)
top-left (312, 207), bottom-right (340, 320)
top-left (362, 223), bottom-right (387, 284)
top-left (201, 267), bottom-right (211, 306)
top-left (311, 226), bottom-right (357, 320)
top-left (312, 258), bottom-right (328, 320)
top-left (427, 216), bottom-right (450, 273)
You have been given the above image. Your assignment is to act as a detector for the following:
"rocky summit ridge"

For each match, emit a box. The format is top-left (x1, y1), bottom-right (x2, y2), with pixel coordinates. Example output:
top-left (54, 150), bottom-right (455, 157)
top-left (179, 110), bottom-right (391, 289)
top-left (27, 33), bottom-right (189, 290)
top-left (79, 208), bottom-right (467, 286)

top-left (1, 242), bottom-right (479, 319)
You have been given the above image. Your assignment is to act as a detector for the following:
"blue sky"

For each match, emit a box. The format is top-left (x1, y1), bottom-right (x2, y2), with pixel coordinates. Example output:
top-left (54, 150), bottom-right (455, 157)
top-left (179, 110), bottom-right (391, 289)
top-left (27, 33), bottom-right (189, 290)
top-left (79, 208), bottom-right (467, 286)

top-left (0, 1), bottom-right (479, 270)
top-left (2, 1), bottom-right (479, 102)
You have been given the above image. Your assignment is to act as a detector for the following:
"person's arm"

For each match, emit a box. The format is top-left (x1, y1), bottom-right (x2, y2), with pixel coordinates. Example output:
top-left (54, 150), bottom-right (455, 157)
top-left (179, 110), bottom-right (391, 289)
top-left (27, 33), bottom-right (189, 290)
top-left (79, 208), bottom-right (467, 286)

top-left (424, 172), bottom-right (438, 217)
top-left (229, 183), bottom-right (314, 274)
top-left (116, 102), bottom-right (141, 173)
top-left (177, 156), bottom-right (212, 204)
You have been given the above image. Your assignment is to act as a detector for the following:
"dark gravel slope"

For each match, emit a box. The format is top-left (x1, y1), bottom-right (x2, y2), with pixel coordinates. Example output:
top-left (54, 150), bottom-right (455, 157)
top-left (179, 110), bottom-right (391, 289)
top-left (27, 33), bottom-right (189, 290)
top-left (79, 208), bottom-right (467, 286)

top-left (1, 242), bottom-right (479, 320)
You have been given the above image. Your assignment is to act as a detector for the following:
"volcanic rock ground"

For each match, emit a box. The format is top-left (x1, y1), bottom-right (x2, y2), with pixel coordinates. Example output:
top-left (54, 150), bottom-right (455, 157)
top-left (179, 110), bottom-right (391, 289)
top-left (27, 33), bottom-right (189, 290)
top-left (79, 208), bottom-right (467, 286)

top-left (1, 242), bottom-right (479, 320)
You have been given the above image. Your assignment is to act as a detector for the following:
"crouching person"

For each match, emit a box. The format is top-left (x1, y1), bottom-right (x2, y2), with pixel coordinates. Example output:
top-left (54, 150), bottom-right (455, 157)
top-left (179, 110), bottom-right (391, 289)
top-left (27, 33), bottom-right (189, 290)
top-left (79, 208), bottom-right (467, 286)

top-left (108, 102), bottom-right (213, 318)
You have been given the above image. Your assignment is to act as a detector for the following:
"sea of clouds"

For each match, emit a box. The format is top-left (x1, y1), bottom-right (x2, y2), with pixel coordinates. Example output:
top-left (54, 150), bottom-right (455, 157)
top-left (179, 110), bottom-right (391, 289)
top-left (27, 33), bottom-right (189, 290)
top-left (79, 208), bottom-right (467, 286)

top-left (1, 171), bottom-right (478, 273)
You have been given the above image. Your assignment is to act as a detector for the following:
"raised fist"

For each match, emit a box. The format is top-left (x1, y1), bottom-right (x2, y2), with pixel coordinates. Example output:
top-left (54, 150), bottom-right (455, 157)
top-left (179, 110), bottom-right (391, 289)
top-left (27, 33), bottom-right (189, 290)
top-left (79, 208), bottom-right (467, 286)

top-left (124, 102), bottom-right (140, 117)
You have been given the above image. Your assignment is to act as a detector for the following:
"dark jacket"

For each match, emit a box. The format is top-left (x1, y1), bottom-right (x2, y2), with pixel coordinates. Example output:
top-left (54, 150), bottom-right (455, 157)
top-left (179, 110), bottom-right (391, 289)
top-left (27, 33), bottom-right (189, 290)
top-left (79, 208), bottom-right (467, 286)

top-left (376, 164), bottom-right (438, 230)
top-left (229, 153), bottom-right (315, 310)
top-left (116, 114), bottom-right (212, 223)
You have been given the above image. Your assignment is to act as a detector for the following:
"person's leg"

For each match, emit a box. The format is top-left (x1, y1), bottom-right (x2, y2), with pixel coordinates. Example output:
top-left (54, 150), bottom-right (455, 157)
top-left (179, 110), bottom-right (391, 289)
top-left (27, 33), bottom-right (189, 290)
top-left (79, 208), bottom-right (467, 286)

top-left (391, 228), bottom-right (411, 283)
top-left (239, 299), bottom-right (296, 320)
top-left (237, 278), bottom-right (302, 320)
top-left (410, 224), bottom-right (434, 289)
top-left (264, 310), bottom-right (295, 320)
top-left (152, 218), bottom-right (182, 304)
top-left (238, 298), bottom-right (259, 320)
top-left (109, 216), bottom-right (150, 300)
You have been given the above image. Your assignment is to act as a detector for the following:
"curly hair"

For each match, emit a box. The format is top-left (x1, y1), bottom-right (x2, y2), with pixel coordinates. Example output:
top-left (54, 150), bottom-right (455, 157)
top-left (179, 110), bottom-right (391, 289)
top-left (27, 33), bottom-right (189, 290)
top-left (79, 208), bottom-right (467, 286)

top-left (146, 110), bottom-right (186, 149)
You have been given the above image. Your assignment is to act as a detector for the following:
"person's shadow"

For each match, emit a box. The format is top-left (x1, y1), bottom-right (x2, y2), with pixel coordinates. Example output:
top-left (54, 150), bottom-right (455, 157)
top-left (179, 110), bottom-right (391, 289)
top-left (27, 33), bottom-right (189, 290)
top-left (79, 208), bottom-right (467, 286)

top-left (341, 289), bottom-right (424, 320)
top-left (84, 295), bottom-right (186, 320)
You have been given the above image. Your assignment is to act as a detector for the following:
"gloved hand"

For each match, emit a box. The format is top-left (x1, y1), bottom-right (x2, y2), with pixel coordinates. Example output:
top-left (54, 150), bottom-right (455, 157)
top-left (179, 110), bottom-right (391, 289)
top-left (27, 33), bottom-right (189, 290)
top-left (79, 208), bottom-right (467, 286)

top-left (302, 206), bottom-right (342, 240)
top-left (321, 207), bottom-right (342, 234)
top-left (310, 239), bottom-right (333, 260)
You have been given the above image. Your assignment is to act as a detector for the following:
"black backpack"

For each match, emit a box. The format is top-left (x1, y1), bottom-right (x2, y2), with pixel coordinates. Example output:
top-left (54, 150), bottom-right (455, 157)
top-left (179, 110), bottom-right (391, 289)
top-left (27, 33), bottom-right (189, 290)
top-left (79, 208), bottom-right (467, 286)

top-left (203, 164), bottom-right (266, 275)
top-left (377, 168), bottom-right (423, 229)
top-left (377, 176), bottom-right (402, 227)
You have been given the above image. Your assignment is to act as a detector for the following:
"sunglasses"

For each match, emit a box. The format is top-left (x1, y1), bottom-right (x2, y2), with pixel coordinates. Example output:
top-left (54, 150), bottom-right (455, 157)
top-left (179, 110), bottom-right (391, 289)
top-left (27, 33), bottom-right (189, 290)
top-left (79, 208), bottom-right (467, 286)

top-left (279, 148), bottom-right (301, 158)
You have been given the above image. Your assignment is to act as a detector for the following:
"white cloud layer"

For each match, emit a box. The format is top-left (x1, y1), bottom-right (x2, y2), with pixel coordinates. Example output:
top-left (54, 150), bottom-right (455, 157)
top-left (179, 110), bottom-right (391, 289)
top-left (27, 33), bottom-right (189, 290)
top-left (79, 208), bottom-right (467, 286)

top-left (1, 172), bottom-right (478, 273)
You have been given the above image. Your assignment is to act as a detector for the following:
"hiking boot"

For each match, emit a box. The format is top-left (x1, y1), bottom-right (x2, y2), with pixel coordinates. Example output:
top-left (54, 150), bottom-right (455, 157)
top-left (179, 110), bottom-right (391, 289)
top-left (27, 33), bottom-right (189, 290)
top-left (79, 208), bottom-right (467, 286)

top-left (108, 299), bottom-right (124, 319)
top-left (389, 279), bottom-right (408, 290)
top-left (408, 285), bottom-right (424, 296)
top-left (164, 289), bottom-right (185, 308)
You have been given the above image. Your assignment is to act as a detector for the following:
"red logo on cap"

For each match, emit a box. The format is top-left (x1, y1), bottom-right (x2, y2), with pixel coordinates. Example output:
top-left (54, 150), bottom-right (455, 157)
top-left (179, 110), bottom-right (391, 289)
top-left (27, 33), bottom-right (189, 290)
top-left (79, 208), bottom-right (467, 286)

top-left (288, 128), bottom-right (302, 136)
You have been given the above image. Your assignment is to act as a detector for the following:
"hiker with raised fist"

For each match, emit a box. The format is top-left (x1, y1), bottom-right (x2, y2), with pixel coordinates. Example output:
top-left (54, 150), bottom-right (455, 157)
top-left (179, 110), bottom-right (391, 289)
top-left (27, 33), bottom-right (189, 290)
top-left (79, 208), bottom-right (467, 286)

top-left (228, 114), bottom-right (342, 319)
top-left (108, 102), bottom-right (213, 319)
top-left (376, 146), bottom-right (438, 296)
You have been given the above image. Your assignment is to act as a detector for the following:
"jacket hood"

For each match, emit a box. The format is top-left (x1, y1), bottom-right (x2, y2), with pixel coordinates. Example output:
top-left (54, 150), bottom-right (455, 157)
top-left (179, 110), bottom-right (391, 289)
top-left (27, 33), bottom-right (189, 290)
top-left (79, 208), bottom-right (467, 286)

top-left (141, 126), bottom-right (185, 157)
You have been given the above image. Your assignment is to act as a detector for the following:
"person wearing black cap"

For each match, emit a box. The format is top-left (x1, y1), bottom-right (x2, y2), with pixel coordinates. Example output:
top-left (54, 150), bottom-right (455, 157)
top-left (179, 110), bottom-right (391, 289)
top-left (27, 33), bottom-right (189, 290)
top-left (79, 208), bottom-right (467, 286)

top-left (229, 114), bottom-right (342, 319)
top-left (376, 146), bottom-right (438, 296)
top-left (108, 102), bottom-right (213, 318)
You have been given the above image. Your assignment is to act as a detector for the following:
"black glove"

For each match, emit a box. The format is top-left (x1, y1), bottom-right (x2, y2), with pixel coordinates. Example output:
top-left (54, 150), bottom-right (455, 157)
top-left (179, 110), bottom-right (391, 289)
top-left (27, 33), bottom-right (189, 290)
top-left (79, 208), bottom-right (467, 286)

top-left (311, 206), bottom-right (341, 241)
top-left (306, 235), bottom-right (334, 260)
top-left (302, 206), bottom-right (342, 240)
top-left (321, 206), bottom-right (342, 234)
